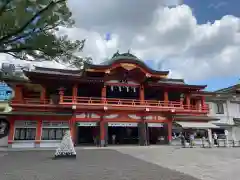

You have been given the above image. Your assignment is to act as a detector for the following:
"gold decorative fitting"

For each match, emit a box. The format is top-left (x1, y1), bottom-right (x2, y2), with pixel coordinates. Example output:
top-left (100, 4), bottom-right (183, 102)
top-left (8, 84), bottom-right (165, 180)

top-left (104, 106), bottom-right (108, 111)
top-left (120, 63), bottom-right (136, 71)
top-left (146, 73), bottom-right (151, 77)
top-left (86, 69), bottom-right (96, 72)
top-left (105, 70), bottom-right (110, 74)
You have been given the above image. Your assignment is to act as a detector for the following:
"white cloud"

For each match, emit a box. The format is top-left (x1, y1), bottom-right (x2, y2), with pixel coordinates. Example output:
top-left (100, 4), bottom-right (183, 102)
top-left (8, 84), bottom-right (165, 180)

top-left (1, 1), bottom-right (240, 83)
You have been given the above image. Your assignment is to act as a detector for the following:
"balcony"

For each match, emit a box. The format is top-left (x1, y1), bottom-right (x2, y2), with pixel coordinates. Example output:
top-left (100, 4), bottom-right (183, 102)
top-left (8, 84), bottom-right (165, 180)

top-left (11, 96), bottom-right (209, 114)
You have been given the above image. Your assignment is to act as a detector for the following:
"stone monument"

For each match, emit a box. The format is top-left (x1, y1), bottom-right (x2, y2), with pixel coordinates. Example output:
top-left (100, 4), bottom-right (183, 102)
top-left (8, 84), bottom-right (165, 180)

top-left (54, 130), bottom-right (76, 159)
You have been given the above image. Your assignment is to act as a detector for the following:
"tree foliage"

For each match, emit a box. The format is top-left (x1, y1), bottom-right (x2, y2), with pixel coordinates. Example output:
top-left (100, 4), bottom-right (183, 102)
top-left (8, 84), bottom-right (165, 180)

top-left (0, 0), bottom-right (91, 67)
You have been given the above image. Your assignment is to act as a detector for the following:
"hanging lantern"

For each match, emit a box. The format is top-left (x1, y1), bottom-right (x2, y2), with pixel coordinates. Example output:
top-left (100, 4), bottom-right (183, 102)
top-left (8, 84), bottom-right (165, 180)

top-left (133, 87), bottom-right (136, 93)
top-left (119, 86), bottom-right (122, 92)
top-left (126, 86), bottom-right (129, 92)
top-left (111, 86), bottom-right (114, 91)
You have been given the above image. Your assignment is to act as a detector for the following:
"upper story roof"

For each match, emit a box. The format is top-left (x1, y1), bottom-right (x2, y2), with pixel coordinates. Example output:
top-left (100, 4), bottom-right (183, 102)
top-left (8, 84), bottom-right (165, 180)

top-left (215, 83), bottom-right (240, 94)
top-left (84, 51), bottom-right (169, 77)
top-left (0, 52), bottom-right (207, 90)
top-left (199, 82), bottom-right (240, 101)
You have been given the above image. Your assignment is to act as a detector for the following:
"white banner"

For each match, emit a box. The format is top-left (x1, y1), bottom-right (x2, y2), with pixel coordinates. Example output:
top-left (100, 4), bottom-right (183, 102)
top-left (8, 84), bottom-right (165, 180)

top-left (108, 122), bottom-right (138, 127)
top-left (148, 123), bottom-right (163, 127)
top-left (77, 122), bottom-right (97, 127)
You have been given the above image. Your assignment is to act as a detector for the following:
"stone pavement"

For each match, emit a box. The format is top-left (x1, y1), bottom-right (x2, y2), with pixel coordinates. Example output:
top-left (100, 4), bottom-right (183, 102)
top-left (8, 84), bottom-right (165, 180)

top-left (0, 148), bottom-right (199, 180)
top-left (116, 146), bottom-right (240, 180)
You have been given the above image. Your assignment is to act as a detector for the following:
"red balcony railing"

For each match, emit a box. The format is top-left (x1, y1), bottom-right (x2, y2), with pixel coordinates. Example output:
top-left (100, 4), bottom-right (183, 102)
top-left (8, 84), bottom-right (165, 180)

top-left (61, 96), bottom-right (209, 113)
top-left (11, 96), bottom-right (209, 113)
top-left (11, 98), bottom-right (51, 105)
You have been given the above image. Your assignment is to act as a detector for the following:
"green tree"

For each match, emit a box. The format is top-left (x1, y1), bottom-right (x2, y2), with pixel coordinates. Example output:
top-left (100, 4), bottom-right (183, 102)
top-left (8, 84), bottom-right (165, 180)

top-left (0, 0), bottom-right (91, 67)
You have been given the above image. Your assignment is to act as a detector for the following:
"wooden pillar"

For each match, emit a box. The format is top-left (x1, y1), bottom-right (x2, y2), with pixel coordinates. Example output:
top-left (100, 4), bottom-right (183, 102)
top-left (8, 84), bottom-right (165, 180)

top-left (40, 86), bottom-right (46, 104)
top-left (167, 119), bottom-right (172, 144)
top-left (164, 90), bottom-right (169, 106)
top-left (180, 98), bottom-right (184, 107)
top-left (138, 116), bottom-right (147, 146)
top-left (101, 85), bottom-right (106, 103)
top-left (7, 118), bottom-right (15, 146)
top-left (14, 84), bottom-right (23, 102)
top-left (72, 84), bottom-right (78, 103)
top-left (100, 117), bottom-right (106, 147)
top-left (35, 120), bottom-right (42, 146)
top-left (69, 117), bottom-right (76, 145)
top-left (201, 96), bottom-right (205, 109)
top-left (58, 87), bottom-right (64, 104)
top-left (186, 93), bottom-right (191, 109)
top-left (140, 85), bottom-right (145, 104)
top-left (196, 99), bottom-right (201, 110)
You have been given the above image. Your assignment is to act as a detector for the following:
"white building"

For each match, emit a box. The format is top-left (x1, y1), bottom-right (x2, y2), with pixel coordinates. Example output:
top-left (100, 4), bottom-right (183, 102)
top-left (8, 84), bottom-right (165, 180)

top-left (206, 83), bottom-right (240, 140)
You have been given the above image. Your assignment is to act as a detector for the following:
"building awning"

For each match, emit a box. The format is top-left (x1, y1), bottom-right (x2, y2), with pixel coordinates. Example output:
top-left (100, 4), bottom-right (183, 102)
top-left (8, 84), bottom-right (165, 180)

top-left (173, 115), bottom-right (219, 121)
top-left (175, 121), bottom-right (219, 129)
top-left (233, 118), bottom-right (240, 126)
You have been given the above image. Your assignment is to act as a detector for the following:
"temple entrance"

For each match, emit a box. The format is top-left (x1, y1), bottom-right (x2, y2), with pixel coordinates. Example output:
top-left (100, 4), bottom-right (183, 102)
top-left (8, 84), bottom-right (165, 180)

top-left (108, 122), bottom-right (139, 145)
top-left (77, 122), bottom-right (99, 146)
top-left (148, 123), bottom-right (168, 145)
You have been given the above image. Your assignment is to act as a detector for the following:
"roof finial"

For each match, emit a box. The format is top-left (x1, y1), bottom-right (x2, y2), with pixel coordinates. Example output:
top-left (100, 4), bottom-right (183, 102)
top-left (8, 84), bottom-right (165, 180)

top-left (128, 49), bottom-right (130, 54)
top-left (112, 50), bottom-right (120, 58)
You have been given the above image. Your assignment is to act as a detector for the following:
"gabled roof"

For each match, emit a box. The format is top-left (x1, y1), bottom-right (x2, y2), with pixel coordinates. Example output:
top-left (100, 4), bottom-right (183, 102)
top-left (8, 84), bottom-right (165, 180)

top-left (84, 51), bottom-right (169, 76)
top-left (215, 83), bottom-right (240, 93)
top-left (22, 66), bottom-right (84, 81)
top-left (157, 78), bottom-right (185, 84)
top-left (32, 66), bottom-right (83, 76)
top-left (147, 78), bottom-right (206, 90)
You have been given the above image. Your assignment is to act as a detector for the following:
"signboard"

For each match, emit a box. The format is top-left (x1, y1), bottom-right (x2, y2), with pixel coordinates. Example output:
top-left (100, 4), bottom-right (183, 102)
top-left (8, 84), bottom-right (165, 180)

top-left (148, 123), bottom-right (163, 128)
top-left (0, 119), bottom-right (9, 138)
top-left (15, 121), bottom-right (37, 127)
top-left (108, 122), bottom-right (138, 127)
top-left (42, 121), bottom-right (69, 127)
top-left (0, 82), bottom-right (12, 101)
top-left (77, 122), bottom-right (97, 127)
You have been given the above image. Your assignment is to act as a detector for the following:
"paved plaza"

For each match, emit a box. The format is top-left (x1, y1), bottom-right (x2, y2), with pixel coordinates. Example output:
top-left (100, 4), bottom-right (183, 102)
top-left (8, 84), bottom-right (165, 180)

top-left (0, 146), bottom-right (239, 180)
top-left (116, 146), bottom-right (240, 180)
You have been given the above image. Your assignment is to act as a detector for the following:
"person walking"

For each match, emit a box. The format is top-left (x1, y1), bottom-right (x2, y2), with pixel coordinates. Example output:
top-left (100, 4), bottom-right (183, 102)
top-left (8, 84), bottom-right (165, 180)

top-left (213, 132), bottom-right (218, 146)
top-left (112, 134), bottom-right (116, 145)
top-left (180, 132), bottom-right (186, 147)
top-left (189, 133), bottom-right (195, 148)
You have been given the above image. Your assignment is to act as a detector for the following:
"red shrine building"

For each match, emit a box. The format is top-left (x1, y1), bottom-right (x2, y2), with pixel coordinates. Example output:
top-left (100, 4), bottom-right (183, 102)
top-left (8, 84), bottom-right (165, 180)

top-left (3, 52), bottom-right (217, 148)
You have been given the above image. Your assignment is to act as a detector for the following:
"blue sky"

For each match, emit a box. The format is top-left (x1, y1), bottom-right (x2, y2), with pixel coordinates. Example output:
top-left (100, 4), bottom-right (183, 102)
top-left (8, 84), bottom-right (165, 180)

top-left (179, 0), bottom-right (239, 91)
top-left (144, 0), bottom-right (240, 91)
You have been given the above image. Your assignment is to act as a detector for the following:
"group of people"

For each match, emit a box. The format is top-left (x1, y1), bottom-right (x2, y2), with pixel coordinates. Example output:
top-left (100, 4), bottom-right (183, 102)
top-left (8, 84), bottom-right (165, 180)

top-left (178, 130), bottom-right (229, 147)
top-left (92, 134), bottom-right (117, 146)
top-left (179, 132), bottom-right (195, 147)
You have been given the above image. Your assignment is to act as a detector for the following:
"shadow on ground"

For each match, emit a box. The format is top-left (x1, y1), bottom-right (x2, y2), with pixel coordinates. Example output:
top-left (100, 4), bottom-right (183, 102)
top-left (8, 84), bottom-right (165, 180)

top-left (0, 149), bottom-right (199, 180)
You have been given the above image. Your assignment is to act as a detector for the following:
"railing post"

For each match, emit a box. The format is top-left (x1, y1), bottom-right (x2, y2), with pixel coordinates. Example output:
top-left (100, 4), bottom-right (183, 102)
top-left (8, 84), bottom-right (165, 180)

top-left (201, 96), bottom-right (206, 111)
top-left (140, 85), bottom-right (144, 105)
top-left (101, 85), bottom-right (106, 103)
top-left (58, 87), bottom-right (65, 104)
top-left (196, 99), bottom-right (201, 111)
top-left (14, 84), bottom-right (23, 103)
top-left (40, 86), bottom-right (46, 104)
top-left (180, 94), bottom-right (184, 107)
top-left (164, 90), bottom-right (168, 106)
top-left (72, 83), bottom-right (78, 103)
top-left (186, 93), bottom-right (191, 109)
